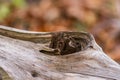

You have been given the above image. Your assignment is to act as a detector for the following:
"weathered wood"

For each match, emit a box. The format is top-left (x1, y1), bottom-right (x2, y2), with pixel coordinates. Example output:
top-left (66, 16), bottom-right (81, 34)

top-left (0, 25), bottom-right (120, 80)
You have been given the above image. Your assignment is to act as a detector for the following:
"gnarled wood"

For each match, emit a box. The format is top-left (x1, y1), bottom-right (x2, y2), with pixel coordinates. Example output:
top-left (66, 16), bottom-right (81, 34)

top-left (0, 25), bottom-right (120, 80)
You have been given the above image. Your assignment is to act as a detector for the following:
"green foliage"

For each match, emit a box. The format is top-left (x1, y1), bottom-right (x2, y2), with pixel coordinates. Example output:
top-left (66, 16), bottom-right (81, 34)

top-left (0, 0), bottom-right (26, 21)
top-left (0, 4), bottom-right (10, 21)
top-left (11, 0), bottom-right (26, 8)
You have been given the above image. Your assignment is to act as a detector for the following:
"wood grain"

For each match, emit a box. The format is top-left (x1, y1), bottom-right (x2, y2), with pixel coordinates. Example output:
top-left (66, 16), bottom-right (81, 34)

top-left (0, 26), bottom-right (120, 80)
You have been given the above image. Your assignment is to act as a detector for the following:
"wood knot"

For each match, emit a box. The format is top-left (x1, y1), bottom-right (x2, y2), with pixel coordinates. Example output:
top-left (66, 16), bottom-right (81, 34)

top-left (49, 32), bottom-right (93, 55)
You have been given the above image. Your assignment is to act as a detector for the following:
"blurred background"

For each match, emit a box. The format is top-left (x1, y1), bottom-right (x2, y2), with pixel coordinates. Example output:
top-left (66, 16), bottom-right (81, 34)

top-left (0, 0), bottom-right (120, 62)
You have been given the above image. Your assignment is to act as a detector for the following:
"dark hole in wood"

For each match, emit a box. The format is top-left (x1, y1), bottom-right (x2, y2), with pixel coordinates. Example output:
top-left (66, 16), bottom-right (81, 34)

top-left (39, 49), bottom-right (59, 55)
top-left (31, 71), bottom-right (38, 77)
top-left (49, 32), bottom-right (92, 55)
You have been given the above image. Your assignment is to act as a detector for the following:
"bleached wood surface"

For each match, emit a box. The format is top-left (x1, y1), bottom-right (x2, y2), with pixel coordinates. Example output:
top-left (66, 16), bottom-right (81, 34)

top-left (0, 26), bottom-right (120, 80)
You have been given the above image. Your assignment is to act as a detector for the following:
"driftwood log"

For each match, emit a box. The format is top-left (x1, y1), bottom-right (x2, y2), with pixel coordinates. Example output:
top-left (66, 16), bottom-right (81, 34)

top-left (0, 25), bottom-right (120, 80)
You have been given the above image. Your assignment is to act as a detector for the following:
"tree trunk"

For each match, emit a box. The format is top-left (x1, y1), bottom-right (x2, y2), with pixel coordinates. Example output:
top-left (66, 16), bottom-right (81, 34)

top-left (0, 25), bottom-right (120, 80)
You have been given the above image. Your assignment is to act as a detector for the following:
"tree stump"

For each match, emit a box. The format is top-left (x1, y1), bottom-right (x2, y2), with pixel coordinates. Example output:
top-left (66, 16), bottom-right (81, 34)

top-left (0, 25), bottom-right (120, 80)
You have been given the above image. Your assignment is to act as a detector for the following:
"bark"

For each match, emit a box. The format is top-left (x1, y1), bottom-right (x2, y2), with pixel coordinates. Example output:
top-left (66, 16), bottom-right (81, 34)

top-left (0, 26), bottom-right (120, 80)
